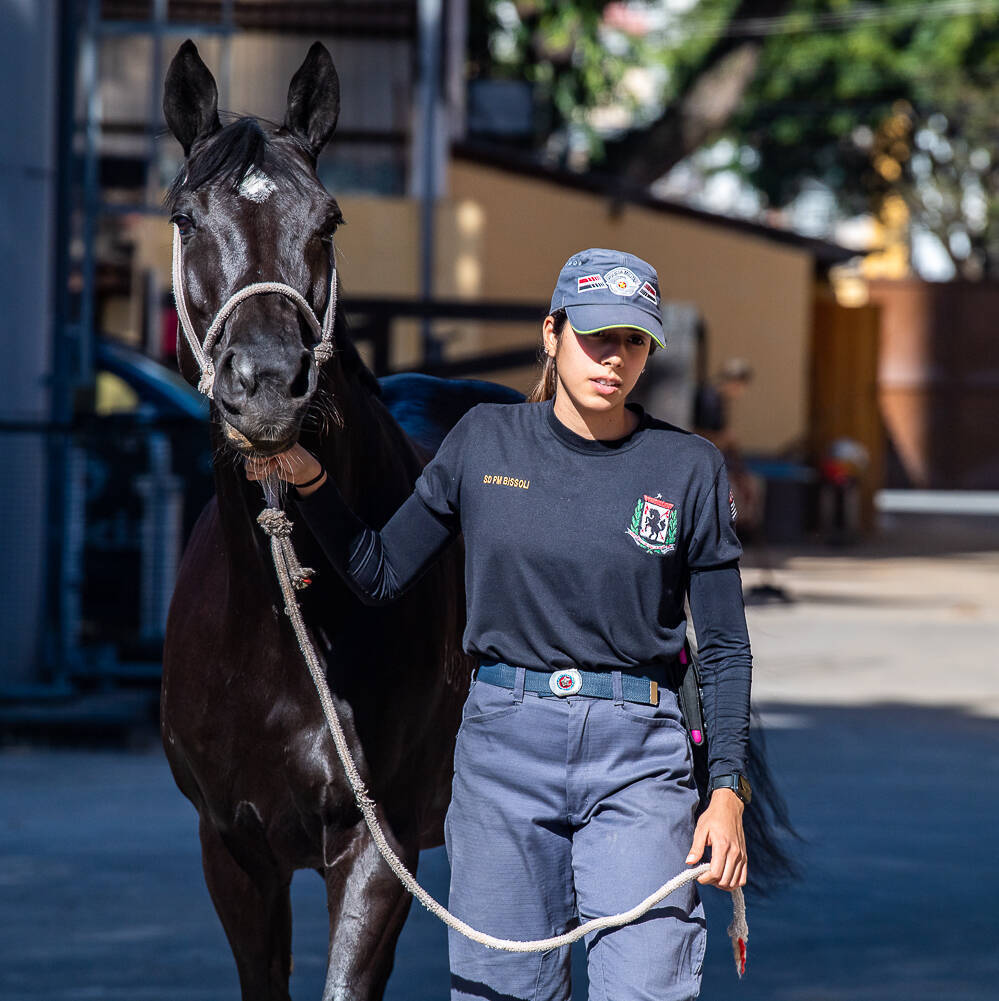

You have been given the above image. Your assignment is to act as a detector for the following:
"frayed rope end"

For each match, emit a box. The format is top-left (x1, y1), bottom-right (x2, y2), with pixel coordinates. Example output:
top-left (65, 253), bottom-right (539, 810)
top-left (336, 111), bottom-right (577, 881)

top-left (732, 935), bottom-right (746, 978)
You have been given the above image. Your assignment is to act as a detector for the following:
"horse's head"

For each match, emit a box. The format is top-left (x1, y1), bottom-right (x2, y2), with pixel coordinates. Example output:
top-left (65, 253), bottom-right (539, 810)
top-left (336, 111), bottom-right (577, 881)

top-left (164, 40), bottom-right (343, 457)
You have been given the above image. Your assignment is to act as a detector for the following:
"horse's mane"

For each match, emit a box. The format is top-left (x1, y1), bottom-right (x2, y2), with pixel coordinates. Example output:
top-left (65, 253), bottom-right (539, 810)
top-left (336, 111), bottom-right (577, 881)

top-left (165, 116), bottom-right (312, 210)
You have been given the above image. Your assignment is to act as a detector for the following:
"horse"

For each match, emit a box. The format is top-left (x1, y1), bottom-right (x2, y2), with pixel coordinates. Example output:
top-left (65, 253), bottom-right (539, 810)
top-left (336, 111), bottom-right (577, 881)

top-left (160, 40), bottom-right (517, 1001)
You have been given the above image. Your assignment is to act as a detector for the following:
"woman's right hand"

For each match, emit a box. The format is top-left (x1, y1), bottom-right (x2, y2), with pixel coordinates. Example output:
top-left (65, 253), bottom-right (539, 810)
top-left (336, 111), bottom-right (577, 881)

top-left (244, 443), bottom-right (327, 496)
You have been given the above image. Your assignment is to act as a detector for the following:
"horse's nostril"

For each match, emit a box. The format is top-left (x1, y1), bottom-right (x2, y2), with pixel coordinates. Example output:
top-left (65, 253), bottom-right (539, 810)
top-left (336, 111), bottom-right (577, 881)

top-left (289, 351), bottom-right (312, 398)
top-left (231, 352), bottom-right (257, 394)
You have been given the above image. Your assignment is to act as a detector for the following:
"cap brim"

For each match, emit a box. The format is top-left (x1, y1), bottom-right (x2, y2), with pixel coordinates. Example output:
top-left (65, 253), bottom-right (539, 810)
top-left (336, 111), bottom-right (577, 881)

top-left (565, 303), bottom-right (666, 349)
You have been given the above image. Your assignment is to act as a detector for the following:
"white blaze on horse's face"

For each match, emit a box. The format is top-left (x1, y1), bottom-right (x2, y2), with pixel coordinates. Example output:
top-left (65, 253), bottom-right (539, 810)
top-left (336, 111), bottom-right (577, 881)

top-left (239, 167), bottom-right (277, 203)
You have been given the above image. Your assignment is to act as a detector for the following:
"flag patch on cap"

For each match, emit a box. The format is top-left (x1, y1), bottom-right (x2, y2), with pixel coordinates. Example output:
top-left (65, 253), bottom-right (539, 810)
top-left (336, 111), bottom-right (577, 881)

top-left (577, 273), bottom-right (608, 293)
top-left (603, 266), bottom-right (640, 297)
top-left (638, 281), bottom-right (659, 305)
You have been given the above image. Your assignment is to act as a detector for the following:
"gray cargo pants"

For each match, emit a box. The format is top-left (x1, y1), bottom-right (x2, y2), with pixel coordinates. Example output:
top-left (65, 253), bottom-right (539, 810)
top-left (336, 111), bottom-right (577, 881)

top-left (445, 668), bottom-right (706, 1001)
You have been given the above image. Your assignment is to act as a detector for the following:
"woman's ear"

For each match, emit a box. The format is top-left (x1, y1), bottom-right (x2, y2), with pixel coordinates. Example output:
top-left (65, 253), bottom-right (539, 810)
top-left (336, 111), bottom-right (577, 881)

top-left (542, 315), bottom-right (558, 358)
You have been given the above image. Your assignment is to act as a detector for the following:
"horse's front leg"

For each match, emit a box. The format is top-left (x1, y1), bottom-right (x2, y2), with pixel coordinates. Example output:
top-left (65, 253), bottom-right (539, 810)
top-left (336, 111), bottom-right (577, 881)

top-left (199, 813), bottom-right (294, 1001)
top-left (321, 818), bottom-right (418, 1001)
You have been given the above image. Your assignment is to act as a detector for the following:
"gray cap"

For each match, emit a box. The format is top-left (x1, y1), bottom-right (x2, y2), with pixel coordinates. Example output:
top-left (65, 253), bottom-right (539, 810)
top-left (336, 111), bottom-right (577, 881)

top-left (549, 248), bottom-right (665, 348)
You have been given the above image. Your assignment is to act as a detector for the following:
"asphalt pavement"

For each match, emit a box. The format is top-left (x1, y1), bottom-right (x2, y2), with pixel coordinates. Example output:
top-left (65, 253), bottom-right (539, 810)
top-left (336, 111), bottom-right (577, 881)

top-left (2, 523), bottom-right (997, 1000)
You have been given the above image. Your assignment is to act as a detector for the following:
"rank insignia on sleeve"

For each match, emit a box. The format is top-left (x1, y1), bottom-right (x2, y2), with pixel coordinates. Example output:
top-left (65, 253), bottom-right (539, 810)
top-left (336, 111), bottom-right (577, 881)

top-left (627, 494), bottom-right (678, 555)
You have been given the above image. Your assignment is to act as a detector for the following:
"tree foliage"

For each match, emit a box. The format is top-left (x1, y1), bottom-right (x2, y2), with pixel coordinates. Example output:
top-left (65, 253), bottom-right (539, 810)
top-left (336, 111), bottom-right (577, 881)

top-left (469, 0), bottom-right (999, 277)
top-left (467, 0), bottom-right (660, 156)
top-left (725, 0), bottom-right (999, 276)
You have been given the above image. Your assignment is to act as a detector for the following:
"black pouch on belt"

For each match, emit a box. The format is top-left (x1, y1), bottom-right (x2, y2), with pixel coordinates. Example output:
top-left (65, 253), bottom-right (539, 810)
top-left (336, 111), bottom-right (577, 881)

top-left (678, 639), bottom-right (711, 809)
top-left (677, 640), bottom-right (706, 747)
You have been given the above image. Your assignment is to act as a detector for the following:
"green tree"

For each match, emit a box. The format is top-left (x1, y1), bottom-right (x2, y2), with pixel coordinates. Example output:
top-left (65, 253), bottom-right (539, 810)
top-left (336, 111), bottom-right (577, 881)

top-left (722, 0), bottom-right (999, 277)
top-left (469, 0), bottom-right (999, 277)
top-left (467, 0), bottom-right (662, 156)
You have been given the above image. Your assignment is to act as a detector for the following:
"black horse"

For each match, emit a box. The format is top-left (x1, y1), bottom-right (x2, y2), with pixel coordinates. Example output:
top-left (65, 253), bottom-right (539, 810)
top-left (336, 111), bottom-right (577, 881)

top-left (160, 41), bottom-right (517, 1001)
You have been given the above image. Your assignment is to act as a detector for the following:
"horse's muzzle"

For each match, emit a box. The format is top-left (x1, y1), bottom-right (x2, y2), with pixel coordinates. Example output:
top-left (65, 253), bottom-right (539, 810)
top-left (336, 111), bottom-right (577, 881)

top-left (222, 418), bottom-right (299, 458)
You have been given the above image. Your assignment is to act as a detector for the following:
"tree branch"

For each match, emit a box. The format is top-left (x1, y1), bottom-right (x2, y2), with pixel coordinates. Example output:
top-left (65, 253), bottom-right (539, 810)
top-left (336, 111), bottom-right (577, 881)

top-left (601, 0), bottom-right (795, 185)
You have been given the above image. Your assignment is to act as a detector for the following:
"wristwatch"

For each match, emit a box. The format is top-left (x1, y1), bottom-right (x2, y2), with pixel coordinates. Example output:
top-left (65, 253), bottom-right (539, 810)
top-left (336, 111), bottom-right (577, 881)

top-left (709, 773), bottom-right (752, 806)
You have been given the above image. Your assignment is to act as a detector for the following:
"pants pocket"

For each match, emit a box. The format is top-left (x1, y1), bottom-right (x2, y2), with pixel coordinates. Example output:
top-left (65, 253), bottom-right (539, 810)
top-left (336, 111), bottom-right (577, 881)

top-left (459, 679), bottom-right (520, 726)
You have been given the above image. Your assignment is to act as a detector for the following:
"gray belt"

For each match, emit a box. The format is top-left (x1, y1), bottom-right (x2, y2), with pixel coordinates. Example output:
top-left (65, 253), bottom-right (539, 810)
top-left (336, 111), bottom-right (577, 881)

top-left (475, 661), bottom-right (671, 706)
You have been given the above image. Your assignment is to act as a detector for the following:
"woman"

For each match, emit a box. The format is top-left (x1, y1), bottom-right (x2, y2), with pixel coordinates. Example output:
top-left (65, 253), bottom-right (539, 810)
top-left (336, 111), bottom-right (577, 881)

top-left (247, 248), bottom-right (752, 1001)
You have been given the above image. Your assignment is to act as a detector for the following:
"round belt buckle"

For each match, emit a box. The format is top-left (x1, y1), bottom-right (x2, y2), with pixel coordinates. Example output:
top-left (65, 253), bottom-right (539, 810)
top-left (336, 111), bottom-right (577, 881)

top-left (549, 668), bottom-right (582, 697)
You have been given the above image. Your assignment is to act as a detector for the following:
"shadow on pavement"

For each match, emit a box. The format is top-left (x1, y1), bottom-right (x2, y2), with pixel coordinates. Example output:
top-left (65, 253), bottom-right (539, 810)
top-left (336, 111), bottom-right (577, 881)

top-left (0, 701), bottom-right (994, 1001)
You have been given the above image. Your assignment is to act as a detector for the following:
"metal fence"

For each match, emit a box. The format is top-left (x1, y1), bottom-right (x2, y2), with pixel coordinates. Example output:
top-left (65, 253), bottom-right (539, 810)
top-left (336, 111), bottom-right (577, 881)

top-left (0, 416), bottom-right (212, 691)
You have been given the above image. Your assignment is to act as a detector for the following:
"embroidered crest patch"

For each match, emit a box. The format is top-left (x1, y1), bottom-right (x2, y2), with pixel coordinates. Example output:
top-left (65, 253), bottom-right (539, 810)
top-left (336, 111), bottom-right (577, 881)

top-left (627, 494), bottom-right (678, 555)
top-left (604, 266), bottom-right (640, 297)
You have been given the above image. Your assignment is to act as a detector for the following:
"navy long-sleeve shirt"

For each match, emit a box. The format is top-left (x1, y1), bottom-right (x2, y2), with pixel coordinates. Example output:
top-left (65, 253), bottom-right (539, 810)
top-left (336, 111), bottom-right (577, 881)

top-left (294, 399), bottom-right (752, 779)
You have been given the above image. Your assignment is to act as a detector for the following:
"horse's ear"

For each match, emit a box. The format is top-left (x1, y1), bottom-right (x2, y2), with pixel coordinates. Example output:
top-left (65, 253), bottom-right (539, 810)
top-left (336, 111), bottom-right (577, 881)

top-left (284, 42), bottom-right (341, 160)
top-left (163, 40), bottom-right (221, 157)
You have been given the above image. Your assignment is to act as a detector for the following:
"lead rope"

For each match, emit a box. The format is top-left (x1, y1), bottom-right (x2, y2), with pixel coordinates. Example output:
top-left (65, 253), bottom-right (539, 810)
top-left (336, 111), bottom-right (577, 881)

top-left (255, 488), bottom-right (748, 974)
top-left (172, 231), bottom-right (747, 973)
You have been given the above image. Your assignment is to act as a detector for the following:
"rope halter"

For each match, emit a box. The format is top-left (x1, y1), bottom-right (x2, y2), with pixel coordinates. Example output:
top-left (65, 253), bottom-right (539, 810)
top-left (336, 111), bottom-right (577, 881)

top-left (171, 224), bottom-right (338, 399)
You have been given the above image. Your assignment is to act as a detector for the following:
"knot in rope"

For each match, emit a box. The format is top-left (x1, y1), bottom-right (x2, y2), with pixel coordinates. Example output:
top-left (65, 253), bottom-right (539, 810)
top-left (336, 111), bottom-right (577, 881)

top-left (197, 366), bottom-right (216, 398)
top-left (257, 507), bottom-right (294, 539)
top-left (314, 340), bottom-right (335, 365)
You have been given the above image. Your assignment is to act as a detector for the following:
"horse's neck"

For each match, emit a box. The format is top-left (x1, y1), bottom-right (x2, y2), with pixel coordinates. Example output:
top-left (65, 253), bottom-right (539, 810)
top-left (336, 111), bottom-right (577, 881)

top-left (313, 372), bottom-right (424, 525)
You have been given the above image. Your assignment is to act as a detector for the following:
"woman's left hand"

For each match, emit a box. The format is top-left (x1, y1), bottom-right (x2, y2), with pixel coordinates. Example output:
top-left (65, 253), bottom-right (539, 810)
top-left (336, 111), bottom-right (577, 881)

top-left (244, 444), bottom-right (327, 496)
top-left (685, 789), bottom-right (747, 892)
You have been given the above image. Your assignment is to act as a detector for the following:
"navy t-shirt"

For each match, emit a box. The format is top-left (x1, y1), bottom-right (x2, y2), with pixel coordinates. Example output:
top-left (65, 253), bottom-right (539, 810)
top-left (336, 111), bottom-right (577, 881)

top-left (295, 399), bottom-right (752, 778)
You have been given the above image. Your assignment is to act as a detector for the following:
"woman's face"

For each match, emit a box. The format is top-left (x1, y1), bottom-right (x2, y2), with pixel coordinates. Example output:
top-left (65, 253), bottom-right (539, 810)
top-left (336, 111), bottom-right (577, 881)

top-left (543, 316), bottom-right (651, 416)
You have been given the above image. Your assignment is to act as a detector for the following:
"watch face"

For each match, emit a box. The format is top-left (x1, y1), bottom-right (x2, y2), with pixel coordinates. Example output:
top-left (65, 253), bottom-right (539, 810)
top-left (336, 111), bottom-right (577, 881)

top-left (737, 775), bottom-right (752, 805)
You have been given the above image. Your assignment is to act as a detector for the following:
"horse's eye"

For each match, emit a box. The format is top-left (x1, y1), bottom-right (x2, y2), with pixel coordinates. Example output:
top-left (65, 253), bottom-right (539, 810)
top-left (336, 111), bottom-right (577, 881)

top-left (171, 213), bottom-right (195, 237)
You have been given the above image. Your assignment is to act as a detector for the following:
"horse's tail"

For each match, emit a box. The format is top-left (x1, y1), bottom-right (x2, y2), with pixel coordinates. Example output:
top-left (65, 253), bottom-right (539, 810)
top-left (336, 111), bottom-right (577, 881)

top-left (693, 711), bottom-right (802, 895)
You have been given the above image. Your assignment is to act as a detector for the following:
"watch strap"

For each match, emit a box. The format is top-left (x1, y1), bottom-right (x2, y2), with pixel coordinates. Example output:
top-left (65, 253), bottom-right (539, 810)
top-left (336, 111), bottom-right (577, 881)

top-left (709, 772), bottom-right (752, 805)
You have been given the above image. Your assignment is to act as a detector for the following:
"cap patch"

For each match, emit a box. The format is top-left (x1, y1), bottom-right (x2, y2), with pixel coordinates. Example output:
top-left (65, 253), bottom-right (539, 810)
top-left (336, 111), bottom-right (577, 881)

top-left (577, 273), bottom-right (608, 293)
top-left (604, 266), bottom-right (640, 297)
top-left (638, 281), bottom-right (659, 305)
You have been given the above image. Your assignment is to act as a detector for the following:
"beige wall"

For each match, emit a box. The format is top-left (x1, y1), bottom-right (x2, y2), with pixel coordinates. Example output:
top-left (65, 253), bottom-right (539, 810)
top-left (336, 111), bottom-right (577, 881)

top-left (131, 196), bottom-right (485, 371)
top-left (447, 160), bottom-right (815, 454)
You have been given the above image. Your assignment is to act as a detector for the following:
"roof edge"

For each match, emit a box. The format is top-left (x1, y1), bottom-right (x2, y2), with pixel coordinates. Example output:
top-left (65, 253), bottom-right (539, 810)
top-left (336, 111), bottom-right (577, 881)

top-left (451, 141), bottom-right (857, 269)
